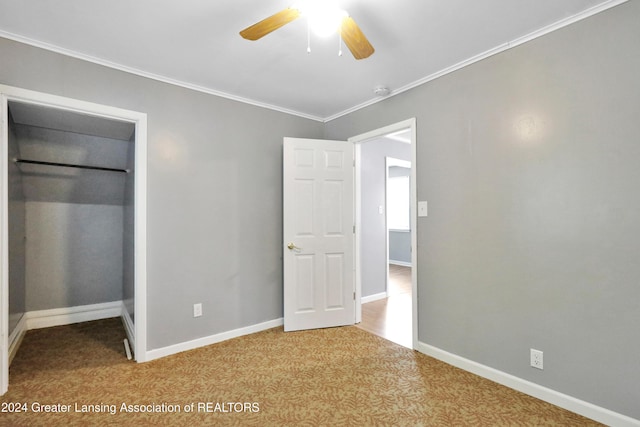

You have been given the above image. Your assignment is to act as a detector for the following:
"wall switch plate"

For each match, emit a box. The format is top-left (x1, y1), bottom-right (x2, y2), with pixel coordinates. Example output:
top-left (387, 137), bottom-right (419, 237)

top-left (193, 303), bottom-right (202, 318)
top-left (530, 349), bottom-right (543, 370)
top-left (418, 201), bottom-right (428, 217)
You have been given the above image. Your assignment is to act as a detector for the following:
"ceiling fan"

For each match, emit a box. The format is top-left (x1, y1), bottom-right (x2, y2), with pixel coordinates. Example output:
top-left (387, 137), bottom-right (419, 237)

top-left (239, 3), bottom-right (374, 60)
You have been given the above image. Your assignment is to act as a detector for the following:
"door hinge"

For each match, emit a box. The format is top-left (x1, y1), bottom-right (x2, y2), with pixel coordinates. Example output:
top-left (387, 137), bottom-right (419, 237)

top-left (353, 225), bottom-right (356, 234)
top-left (353, 291), bottom-right (356, 300)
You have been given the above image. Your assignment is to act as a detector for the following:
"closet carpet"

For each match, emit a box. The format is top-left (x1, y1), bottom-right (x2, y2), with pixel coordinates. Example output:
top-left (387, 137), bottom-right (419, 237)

top-left (2, 318), bottom-right (600, 426)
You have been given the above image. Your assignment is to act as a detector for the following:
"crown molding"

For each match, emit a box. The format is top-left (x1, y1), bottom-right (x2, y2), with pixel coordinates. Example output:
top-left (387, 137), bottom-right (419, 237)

top-left (0, 30), bottom-right (325, 122)
top-left (0, 0), bottom-right (628, 123)
top-left (323, 0), bottom-right (629, 123)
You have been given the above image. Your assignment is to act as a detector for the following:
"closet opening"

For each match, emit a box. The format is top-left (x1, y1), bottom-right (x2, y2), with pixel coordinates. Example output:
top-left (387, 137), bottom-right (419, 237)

top-left (1, 86), bottom-right (148, 394)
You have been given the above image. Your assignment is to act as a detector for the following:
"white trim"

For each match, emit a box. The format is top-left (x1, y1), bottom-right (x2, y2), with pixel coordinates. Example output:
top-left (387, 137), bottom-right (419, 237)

top-left (324, 0), bottom-right (630, 122)
top-left (349, 118), bottom-right (417, 349)
top-left (349, 120), bottom-right (416, 145)
top-left (121, 304), bottom-right (135, 356)
top-left (8, 314), bottom-right (27, 365)
top-left (133, 109), bottom-right (148, 363)
top-left (25, 301), bottom-right (123, 330)
top-left (0, 93), bottom-right (8, 394)
top-left (0, 0), bottom-right (627, 123)
top-left (415, 341), bottom-right (640, 427)
top-left (0, 85), bottom-right (145, 126)
top-left (146, 318), bottom-right (284, 362)
top-left (409, 123), bottom-right (418, 349)
top-left (354, 142), bottom-right (363, 324)
top-left (0, 85), bottom-right (149, 391)
top-left (361, 292), bottom-right (388, 304)
top-left (386, 159), bottom-right (411, 168)
top-left (8, 314), bottom-right (26, 346)
top-left (389, 260), bottom-right (412, 268)
top-left (0, 31), bottom-right (324, 123)
top-left (8, 302), bottom-right (131, 364)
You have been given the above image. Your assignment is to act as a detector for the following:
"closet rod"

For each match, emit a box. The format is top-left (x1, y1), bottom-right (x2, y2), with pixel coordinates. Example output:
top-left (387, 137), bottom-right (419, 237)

top-left (14, 159), bottom-right (129, 173)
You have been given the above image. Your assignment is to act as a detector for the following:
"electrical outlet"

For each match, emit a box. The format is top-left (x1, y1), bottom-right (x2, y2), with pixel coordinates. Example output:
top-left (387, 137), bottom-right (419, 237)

top-left (193, 303), bottom-right (202, 318)
top-left (530, 349), bottom-right (543, 370)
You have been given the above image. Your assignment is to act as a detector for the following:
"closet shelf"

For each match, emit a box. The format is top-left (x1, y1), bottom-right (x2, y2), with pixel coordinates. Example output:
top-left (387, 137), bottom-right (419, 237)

top-left (14, 159), bottom-right (129, 173)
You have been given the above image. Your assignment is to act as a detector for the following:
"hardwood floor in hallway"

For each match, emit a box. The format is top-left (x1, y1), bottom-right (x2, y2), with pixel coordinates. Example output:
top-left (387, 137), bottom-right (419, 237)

top-left (357, 264), bottom-right (412, 348)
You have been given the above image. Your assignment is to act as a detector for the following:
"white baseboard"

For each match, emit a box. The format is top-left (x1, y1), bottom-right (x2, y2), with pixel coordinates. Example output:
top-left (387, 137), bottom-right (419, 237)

top-left (121, 304), bottom-right (135, 356)
top-left (8, 314), bottom-right (27, 365)
top-left (389, 260), bottom-right (412, 267)
top-left (25, 301), bottom-right (124, 330)
top-left (361, 292), bottom-right (387, 304)
top-left (146, 318), bottom-right (284, 362)
top-left (415, 341), bottom-right (640, 427)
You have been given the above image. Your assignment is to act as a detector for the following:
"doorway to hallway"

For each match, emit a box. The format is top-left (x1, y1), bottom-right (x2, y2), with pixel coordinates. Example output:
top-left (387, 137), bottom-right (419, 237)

top-left (350, 118), bottom-right (416, 349)
top-left (359, 264), bottom-right (412, 347)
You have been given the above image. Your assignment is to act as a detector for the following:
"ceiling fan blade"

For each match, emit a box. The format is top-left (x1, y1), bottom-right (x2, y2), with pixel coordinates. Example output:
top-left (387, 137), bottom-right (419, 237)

top-left (340, 16), bottom-right (374, 60)
top-left (240, 8), bottom-right (301, 41)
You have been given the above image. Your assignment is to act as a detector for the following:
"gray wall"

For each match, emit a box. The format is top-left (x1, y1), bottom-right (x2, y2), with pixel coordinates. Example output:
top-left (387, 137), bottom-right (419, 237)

top-left (13, 124), bottom-right (129, 206)
top-left (7, 114), bottom-right (26, 334)
top-left (0, 35), bottom-right (323, 350)
top-left (360, 139), bottom-right (410, 297)
top-left (326, 1), bottom-right (640, 419)
top-left (388, 231), bottom-right (411, 265)
top-left (2, 1), bottom-right (638, 419)
top-left (25, 201), bottom-right (124, 310)
top-left (10, 118), bottom-right (130, 313)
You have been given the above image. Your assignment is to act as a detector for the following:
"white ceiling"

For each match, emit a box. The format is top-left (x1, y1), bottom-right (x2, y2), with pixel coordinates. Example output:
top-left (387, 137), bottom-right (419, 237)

top-left (0, 0), bottom-right (623, 121)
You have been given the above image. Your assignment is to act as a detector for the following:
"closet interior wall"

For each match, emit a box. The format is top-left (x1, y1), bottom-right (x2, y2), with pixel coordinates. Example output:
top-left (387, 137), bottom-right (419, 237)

top-left (7, 111), bottom-right (26, 336)
top-left (7, 101), bottom-right (134, 340)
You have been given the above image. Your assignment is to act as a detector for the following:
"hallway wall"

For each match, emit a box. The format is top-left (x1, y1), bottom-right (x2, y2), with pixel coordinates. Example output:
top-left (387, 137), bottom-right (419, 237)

top-left (360, 138), bottom-right (410, 297)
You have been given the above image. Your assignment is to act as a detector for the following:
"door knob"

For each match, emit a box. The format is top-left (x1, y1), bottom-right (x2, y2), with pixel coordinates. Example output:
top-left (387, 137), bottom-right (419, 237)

top-left (287, 242), bottom-right (301, 250)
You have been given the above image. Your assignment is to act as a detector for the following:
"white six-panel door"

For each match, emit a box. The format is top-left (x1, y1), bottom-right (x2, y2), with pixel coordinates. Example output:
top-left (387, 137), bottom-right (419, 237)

top-left (283, 137), bottom-right (355, 332)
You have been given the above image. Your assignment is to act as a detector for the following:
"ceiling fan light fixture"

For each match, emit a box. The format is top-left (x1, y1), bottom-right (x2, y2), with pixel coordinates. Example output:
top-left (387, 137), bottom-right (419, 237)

top-left (239, 3), bottom-right (374, 60)
top-left (294, 1), bottom-right (348, 37)
top-left (310, 8), bottom-right (348, 37)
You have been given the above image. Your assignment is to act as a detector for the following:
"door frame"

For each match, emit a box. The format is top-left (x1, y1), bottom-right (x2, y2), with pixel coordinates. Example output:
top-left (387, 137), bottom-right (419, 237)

top-left (0, 85), bottom-right (148, 394)
top-left (349, 118), bottom-right (417, 348)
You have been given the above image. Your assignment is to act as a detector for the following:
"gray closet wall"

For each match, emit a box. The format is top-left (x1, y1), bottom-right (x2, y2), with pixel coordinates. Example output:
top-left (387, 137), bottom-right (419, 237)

top-left (7, 113), bottom-right (26, 336)
top-left (8, 103), bottom-right (134, 317)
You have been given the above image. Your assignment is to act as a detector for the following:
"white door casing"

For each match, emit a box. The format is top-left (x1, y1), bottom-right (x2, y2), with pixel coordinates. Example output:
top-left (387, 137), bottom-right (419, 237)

top-left (350, 118), bottom-right (417, 348)
top-left (283, 137), bottom-right (355, 332)
top-left (0, 85), bottom-right (148, 394)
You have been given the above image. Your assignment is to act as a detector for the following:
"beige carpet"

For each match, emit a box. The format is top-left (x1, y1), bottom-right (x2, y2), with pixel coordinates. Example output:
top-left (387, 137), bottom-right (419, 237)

top-left (2, 318), bottom-right (600, 426)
